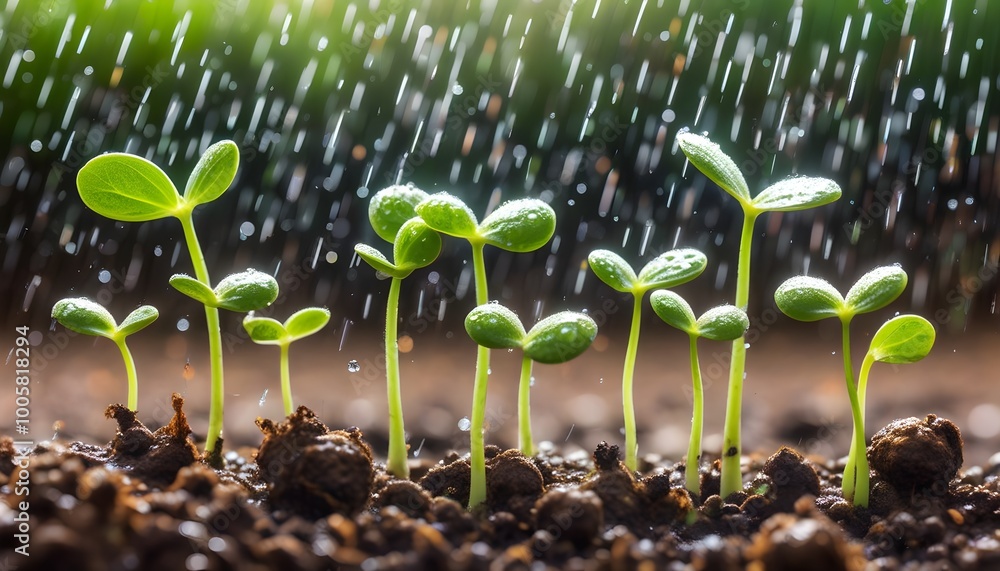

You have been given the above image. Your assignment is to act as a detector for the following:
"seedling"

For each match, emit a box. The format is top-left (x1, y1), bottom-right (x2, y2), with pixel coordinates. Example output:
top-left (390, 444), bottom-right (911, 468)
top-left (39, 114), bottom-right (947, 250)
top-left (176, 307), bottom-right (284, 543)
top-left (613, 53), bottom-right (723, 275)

top-left (243, 307), bottom-right (331, 416)
top-left (465, 304), bottom-right (597, 456)
top-left (774, 265), bottom-right (909, 506)
top-left (355, 185), bottom-right (442, 479)
top-left (587, 248), bottom-right (708, 471)
top-left (77, 140), bottom-right (254, 454)
top-left (650, 291), bottom-right (748, 496)
top-left (677, 131), bottom-right (841, 497)
top-left (416, 193), bottom-right (555, 508)
top-left (51, 298), bottom-right (158, 411)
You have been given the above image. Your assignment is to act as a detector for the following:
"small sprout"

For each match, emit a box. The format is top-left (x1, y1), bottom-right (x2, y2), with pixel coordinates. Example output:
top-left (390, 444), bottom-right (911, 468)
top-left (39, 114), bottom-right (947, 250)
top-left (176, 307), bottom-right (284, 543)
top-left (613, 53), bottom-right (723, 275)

top-left (244, 307), bottom-right (331, 416)
top-left (355, 186), bottom-right (442, 479)
top-left (651, 290), bottom-right (748, 496)
top-left (774, 265), bottom-right (910, 507)
top-left (169, 269), bottom-right (280, 312)
top-left (466, 304), bottom-right (596, 456)
top-left (51, 298), bottom-right (158, 411)
top-left (77, 140), bottom-right (242, 455)
top-left (677, 130), bottom-right (841, 498)
top-left (416, 192), bottom-right (555, 509)
top-left (588, 248), bottom-right (708, 471)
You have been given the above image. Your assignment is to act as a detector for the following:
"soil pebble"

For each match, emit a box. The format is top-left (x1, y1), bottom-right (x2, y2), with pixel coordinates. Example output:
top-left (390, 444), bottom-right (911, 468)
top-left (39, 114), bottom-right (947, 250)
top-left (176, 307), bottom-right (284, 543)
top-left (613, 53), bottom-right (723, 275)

top-left (533, 488), bottom-right (603, 549)
top-left (868, 414), bottom-right (963, 493)
top-left (255, 406), bottom-right (374, 519)
top-left (746, 497), bottom-right (865, 570)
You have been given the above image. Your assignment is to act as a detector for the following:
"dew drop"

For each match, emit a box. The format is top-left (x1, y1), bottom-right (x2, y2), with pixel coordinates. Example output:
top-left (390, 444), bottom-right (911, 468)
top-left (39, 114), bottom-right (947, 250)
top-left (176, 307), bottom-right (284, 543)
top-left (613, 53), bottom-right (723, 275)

top-left (347, 359), bottom-right (360, 373)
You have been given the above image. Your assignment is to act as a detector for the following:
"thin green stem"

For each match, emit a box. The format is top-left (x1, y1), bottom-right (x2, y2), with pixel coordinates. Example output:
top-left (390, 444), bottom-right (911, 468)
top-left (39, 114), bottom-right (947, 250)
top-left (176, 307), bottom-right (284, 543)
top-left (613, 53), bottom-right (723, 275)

top-left (686, 333), bottom-right (704, 497)
top-left (720, 210), bottom-right (759, 498)
top-left (622, 292), bottom-right (643, 472)
top-left (468, 240), bottom-right (490, 509)
top-left (385, 277), bottom-right (409, 479)
top-left (115, 338), bottom-right (138, 411)
top-left (178, 212), bottom-right (224, 455)
top-left (840, 316), bottom-right (869, 506)
top-left (279, 343), bottom-right (292, 417)
top-left (840, 316), bottom-right (858, 502)
top-left (518, 355), bottom-right (535, 456)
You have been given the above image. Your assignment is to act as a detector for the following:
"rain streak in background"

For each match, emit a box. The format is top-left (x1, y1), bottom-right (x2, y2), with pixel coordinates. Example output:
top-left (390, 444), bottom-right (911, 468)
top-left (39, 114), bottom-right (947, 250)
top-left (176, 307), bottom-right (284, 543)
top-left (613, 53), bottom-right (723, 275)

top-left (0, 0), bottom-right (998, 336)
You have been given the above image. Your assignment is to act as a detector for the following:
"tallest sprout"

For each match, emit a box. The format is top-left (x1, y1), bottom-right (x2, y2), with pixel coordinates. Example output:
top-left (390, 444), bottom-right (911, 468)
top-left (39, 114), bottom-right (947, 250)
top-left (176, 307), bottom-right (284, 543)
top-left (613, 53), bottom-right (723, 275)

top-left (416, 193), bottom-right (555, 509)
top-left (677, 131), bottom-right (841, 498)
top-left (76, 141), bottom-right (242, 455)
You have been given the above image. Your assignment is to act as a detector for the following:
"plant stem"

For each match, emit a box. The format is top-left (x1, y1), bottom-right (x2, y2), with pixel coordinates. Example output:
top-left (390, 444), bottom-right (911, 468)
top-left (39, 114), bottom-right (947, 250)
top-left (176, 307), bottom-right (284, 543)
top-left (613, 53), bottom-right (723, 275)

top-left (385, 276), bottom-right (409, 479)
top-left (686, 333), bottom-right (704, 497)
top-left (840, 316), bottom-right (869, 506)
top-left (468, 240), bottom-right (490, 509)
top-left (840, 316), bottom-right (858, 502)
top-left (279, 343), bottom-right (292, 417)
top-left (115, 338), bottom-right (138, 411)
top-left (518, 354), bottom-right (535, 456)
top-left (720, 210), bottom-right (758, 498)
top-left (179, 212), bottom-right (224, 455)
top-left (623, 292), bottom-right (643, 472)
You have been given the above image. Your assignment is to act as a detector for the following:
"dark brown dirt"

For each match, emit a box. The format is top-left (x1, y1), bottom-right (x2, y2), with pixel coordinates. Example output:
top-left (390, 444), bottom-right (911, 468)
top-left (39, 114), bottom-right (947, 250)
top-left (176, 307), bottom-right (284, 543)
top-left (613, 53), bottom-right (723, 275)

top-left (3, 403), bottom-right (1000, 570)
top-left (868, 414), bottom-right (964, 494)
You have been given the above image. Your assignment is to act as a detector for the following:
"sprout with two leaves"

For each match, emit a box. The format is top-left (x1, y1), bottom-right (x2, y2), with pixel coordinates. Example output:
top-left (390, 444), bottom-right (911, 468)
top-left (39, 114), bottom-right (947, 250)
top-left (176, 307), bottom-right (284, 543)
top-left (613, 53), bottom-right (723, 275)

top-left (587, 248), bottom-right (708, 471)
top-left (774, 265), bottom-right (934, 506)
top-left (243, 307), bottom-right (331, 417)
top-left (51, 298), bottom-right (158, 411)
top-left (465, 304), bottom-right (597, 456)
top-left (77, 141), bottom-right (274, 455)
top-left (355, 185), bottom-right (442, 479)
top-left (416, 193), bottom-right (555, 508)
top-left (650, 292), bottom-right (749, 496)
top-left (676, 131), bottom-right (842, 498)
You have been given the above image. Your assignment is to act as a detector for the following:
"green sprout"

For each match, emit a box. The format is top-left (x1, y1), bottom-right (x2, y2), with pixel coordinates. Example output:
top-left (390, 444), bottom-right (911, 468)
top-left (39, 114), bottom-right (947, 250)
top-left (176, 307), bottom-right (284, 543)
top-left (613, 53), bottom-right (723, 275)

top-left (774, 265), bottom-right (909, 506)
top-left (587, 248), bottom-right (708, 471)
top-left (465, 304), bottom-right (597, 456)
top-left (51, 298), bottom-right (158, 411)
top-left (677, 131), bottom-right (842, 498)
top-left (650, 291), bottom-right (748, 497)
top-left (77, 140), bottom-right (259, 454)
top-left (355, 185), bottom-right (442, 479)
top-left (416, 193), bottom-right (555, 508)
top-left (243, 307), bottom-right (331, 417)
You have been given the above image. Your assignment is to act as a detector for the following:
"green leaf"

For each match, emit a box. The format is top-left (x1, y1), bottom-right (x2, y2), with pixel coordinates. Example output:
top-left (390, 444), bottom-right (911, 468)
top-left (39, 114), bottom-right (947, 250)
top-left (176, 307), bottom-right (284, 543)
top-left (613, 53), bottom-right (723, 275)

top-left (845, 265), bottom-right (908, 315)
top-left (52, 297), bottom-right (117, 339)
top-left (751, 177), bottom-right (842, 212)
top-left (77, 153), bottom-right (181, 222)
top-left (696, 305), bottom-right (749, 341)
top-left (465, 303), bottom-right (525, 349)
top-left (478, 198), bottom-right (556, 253)
top-left (369, 184), bottom-right (429, 243)
top-left (355, 243), bottom-right (402, 278)
top-left (183, 140), bottom-right (239, 207)
top-left (415, 193), bottom-right (479, 239)
top-left (117, 305), bottom-right (159, 337)
top-left (774, 276), bottom-right (845, 322)
top-left (636, 248), bottom-right (708, 292)
top-left (243, 315), bottom-right (287, 345)
top-left (650, 290), bottom-right (697, 334)
top-left (393, 219), bottom-right (442, 275)
top-left (284, 307), bottom-right (331, 341)
top-left (867, 315), bottom-right (935, 364)
top-left (214, 269), bottom-right (279, 312)
top-left (169, 274), bottom-right (218, 307)
top-left (676, 131), bottom-right (751, 205)
top-left (523, 311), bottom-right (598, 365)
top-left (587, 249), bottom-right (637, 293)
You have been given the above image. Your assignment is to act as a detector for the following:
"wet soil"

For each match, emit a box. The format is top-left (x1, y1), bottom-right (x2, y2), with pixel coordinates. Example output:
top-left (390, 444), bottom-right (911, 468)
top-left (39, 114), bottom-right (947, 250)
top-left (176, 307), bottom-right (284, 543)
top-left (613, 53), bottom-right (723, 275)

top-left (2, 399), bottom-right (1000, 570)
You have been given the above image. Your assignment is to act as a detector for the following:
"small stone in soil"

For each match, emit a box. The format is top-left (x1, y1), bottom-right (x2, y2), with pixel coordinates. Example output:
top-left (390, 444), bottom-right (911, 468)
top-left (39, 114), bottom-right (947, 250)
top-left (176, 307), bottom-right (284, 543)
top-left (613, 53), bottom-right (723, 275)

top-left (868, 414), bottom-right (963, 494)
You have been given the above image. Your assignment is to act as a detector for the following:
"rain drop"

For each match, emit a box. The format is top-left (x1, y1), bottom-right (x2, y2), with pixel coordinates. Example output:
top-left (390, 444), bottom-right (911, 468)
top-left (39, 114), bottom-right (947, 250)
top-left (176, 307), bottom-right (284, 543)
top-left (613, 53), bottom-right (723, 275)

top-left (458, 417), bottom-right (472, 431)
top-left (177, 318), bottom-right (190, 332)
top-left (98, 270), bottom-right (112, 283)
top-left (259, 389), bottom-right (268, 407)
top-left (347, 360), bottom-right (360, 373)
